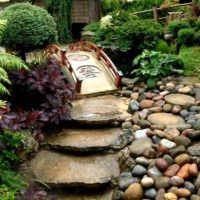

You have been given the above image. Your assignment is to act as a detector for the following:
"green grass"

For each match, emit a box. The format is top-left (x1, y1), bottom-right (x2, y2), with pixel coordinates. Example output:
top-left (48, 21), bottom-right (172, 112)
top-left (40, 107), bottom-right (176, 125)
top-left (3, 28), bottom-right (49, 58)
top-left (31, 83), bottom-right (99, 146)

top-left (179, 46), bottom-right (200, 77)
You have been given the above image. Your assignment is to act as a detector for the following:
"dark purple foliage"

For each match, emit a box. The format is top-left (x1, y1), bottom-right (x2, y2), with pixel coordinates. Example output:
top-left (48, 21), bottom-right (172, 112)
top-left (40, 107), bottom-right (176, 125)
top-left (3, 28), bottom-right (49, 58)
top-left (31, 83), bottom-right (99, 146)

top-left (9, 63), bottom-right (74, 125)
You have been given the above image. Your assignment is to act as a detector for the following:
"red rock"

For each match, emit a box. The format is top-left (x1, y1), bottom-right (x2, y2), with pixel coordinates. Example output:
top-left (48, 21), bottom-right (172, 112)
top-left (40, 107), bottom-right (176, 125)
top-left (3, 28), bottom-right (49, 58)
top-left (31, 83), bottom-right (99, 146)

top-left (153, 95), bottom-right (164, 101)
top-left (164, 164), bottom-right (180, 177)
top-left (155, 158), bottom-right (169, 171)
top-left (189, 163), bottom-right (198, 177)
top-left (154, 100), bottom-right (165, 107)
top-left (176, 164), bottom-right (190, 179)
top-left (181, 129), bottom-right (194, 137)
top-left (145, 92), bottom-right (156, 99)
top-left (140, 100), bottom-right (155, 109)
top-left (172, 105), bottom-right (181, 114)
top-left (160, 91), bottom-right (170, 96)
top-left (156, 188), bottom-right (165, 200)
top-left (148, 107), bottom-right (162, 113)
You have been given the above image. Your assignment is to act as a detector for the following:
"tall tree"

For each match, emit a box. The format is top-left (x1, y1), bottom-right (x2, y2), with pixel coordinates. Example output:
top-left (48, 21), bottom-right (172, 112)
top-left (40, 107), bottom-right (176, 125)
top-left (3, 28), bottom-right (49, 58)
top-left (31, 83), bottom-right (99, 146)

top-left (45, 0), bottom-right (72, 44)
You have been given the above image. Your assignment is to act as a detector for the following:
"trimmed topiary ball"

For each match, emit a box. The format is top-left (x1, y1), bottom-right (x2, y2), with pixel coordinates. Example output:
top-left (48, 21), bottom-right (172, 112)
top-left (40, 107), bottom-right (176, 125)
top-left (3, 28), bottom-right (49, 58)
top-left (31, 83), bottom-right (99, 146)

top-left (0, 3), bottom-right (58, 58)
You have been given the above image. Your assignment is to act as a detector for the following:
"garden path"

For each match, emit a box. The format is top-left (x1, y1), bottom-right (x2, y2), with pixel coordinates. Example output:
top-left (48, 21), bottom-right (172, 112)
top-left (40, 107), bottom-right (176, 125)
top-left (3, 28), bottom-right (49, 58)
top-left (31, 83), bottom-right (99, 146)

top-left (27, 76), bottom-right (200, 199)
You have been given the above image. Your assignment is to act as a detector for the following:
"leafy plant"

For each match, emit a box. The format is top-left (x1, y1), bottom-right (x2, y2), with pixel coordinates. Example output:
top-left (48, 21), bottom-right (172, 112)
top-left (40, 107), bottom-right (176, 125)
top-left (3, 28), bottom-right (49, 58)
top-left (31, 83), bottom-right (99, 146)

top-left (168, 21), bottom-right (190, 37)
top-left (177, 28), bottom-right (195, 46)
top-left (0, 130), bottom-right (27, 200)
top-left (10, 62), bottom-right (73, 125)
top-left (0, 3), bottom-right (58, 59)
top-left (132, 50), bottom-right (183, 87)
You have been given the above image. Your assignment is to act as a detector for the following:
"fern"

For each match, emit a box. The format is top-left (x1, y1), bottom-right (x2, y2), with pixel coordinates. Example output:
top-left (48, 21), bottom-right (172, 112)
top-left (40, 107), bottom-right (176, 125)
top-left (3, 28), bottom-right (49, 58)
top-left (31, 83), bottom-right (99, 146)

top-left (0, 99), bottom-right (6, 108)
top-left (0, 53), bottom-right (28, 70)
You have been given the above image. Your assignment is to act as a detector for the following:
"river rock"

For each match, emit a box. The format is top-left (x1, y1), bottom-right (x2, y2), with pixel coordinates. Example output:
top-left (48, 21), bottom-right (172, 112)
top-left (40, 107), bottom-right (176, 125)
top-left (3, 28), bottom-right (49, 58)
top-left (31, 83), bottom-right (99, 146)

top-left (155, 158), bottom-right (169, 171)
top-left (164, 164), bottom-right (180, 177)
top-left (176, 164), bottom-right (190, 179)
top-left (148, 113), bottom-right (184, 126)
top-left (193, 120), bottom-right (200, 130)
top-left (155, 176), bottom-right (171, 189)
top-left (147, 167), bottom-right (163, 180)
top-left (135, 157), bottom-right (149, 166)
top-left (188, 142), bottom-right (200, 156)
top-left (141, 177), bottom-right (154, 188)
top-left (195, 173), bottom-right (200, 189)
top-left (123, 183), bottom-right (144, 200)
top-left (169, 145), bottom-right (186, 157)
top-left (163, 154), bottom-right (174, 165)
top-left (191, 195), bottom-right (200, 200)
top-left (174, 154), bottom-right (190, 166)
top-left (178, 86), bottom-right (192, 94)
top-left (134, 129), bottom-right (150, 139)
top-left (160, 139), bottom-right (176, 149)
top-left (164, 192), bottom-right (177, 200)
top-left (173, 136), bottom-right (191, 147)
top-left (140, 100), bottom-right (154, 109)
top-left (118, 172), bottom-right (139, 190)
top-left (169, 176), bottom-right (184, 186)
top-left (176, 188), bottom-right (191, 198)
top-left (189, 163), bottom-right (198, 177)
top-left (184, 181), bottom-right (196, 194)
top-left (129, 138), bottom-right (153, 157)
top-left (164, 94), bottom-right (195, 106)
top-left (128, 100), bottom-right (140, 113)
top-left (172, 105), bottom-right (181, 114)
top-left (131, 92), bottom-right (139, 100)
top-left (132, 165), bottom-right (147, 177)
top-left (137, 120), bottom-right (151, 128)
top-left (180, 109), bottom-right (189, 118)
top-left (155, 188), bottom-right (165, 200)
top-left (163, 104), bottom-right (173, 112)
top-left (144, 188), bottom-right (157, 199)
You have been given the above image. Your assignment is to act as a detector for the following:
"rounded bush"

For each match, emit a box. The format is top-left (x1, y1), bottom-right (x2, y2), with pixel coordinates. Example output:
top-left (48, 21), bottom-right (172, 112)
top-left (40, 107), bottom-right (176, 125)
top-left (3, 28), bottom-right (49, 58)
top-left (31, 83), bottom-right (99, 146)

top-left (0, 3), bottom-right (58, 55)
top-left (168, 21), bottom-right (190, 37)
top-left (177, 28), bottom-right (195, 46)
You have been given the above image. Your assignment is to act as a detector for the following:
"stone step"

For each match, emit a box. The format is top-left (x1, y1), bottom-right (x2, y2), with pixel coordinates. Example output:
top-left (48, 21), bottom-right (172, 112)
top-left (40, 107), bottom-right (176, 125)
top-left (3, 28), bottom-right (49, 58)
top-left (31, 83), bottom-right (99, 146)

top-left (47, 128), bottom-right (133, 152)
top-left (71, 95), bottom-right (129, 125)
top-left (47, 189), bottom-right (114, 200)
top-left (29, 150), bottom-right (120, 188)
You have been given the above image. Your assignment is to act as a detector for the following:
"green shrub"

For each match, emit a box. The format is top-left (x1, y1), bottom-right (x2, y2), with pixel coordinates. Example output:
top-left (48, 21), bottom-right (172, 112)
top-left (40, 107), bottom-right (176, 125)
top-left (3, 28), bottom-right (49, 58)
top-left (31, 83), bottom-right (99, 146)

top-left (155, 40), bottom-right (170, 53)
top-left (196, 17), bottom-right (200, 30)
top-left (177, 28), bottom-right (195, 46)
top-left (168, 21), bottom-right (190, 37)
top-left (132, 50), bottom-right (183, 87)
top-left (0, 3), bottom-right (58, 58)
top-left (93, 11), bottom-right (163, 52)
top-left (179, 46), bottom-right (200, 76)
top-left (83, 22), bottom-right (100, 32)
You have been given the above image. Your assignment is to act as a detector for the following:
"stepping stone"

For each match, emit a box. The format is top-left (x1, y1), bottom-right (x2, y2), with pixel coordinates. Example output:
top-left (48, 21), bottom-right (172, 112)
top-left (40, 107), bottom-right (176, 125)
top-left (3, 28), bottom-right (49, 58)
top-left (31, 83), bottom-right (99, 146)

top-left (30, 150), bottom-right (120, 188)
top-left (48, 189), bottom-right (114, 200)
top-left (48, 128), bottom-right (133, 152)
top-left (164, 94), bottom-right (195, 106)
top-left (148, 113), bottom-right (185, 126)
top-left (174, 76), bottom-right (199, 86)
top-left (71, 95), bottom-right (129, 125)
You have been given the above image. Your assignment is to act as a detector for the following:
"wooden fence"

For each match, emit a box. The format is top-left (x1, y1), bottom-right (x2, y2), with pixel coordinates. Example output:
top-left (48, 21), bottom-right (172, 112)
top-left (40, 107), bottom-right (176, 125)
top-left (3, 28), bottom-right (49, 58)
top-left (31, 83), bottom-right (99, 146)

top-left (130, 0), bottom-right (198, 22)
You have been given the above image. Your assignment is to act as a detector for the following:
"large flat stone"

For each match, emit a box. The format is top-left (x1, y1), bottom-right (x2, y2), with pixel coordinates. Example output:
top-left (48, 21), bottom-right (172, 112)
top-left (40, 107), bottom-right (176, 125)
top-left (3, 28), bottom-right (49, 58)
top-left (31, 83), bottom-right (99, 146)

top-left (30, 150), bottom-right (120, 188)
top-left (174, 76), bottom-right (199, 86)
top-left (71, 95), bottom-right (129, 125)
top-left (48, 189), bottom-right (114, 200)
top-left (148, 113), bottom-right (185, 126)
top-left (164, 94), bottom-right (195, 106)
top-left (48, 128), bottom-right (133, 152)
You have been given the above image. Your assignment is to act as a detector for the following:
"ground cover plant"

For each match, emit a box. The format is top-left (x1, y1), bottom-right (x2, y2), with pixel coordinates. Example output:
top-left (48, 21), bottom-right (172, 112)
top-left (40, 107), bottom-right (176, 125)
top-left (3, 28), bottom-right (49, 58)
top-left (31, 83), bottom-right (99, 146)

top-left (131, 50), bottom-right (183, 87)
